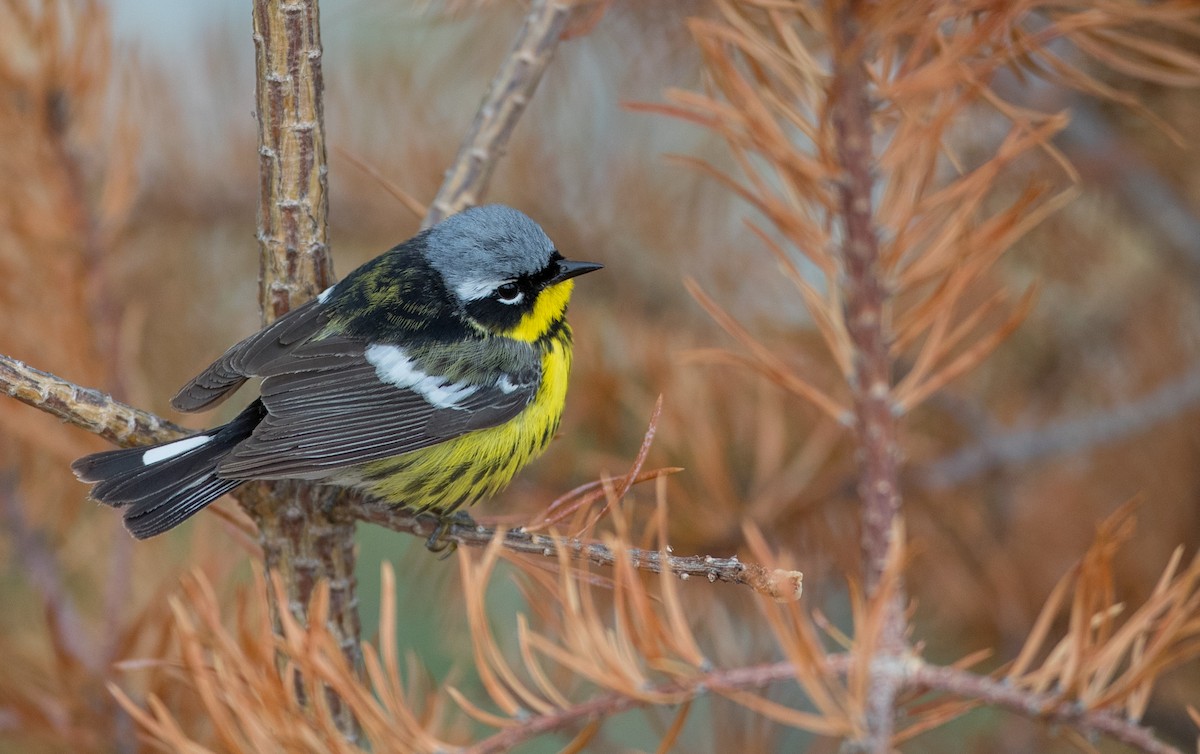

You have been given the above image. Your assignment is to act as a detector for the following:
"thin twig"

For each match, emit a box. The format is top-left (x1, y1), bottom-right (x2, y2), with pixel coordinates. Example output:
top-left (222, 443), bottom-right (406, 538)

top-left (348, 501), bottom-right (804, 602)
top-left (333, 145), bottom-right (426, 221)
top-left (0, 473), bottom-right (93, 670)
top-left (540, 395), bottom-right (665, 534)
top-left (465, 654), bottom-right (1180, 754)
top-left (830, 4), bottom-right (900, 598)
top-left (906, 663), bottom-right (1184, 754)
top-left (920, 362), bottom-right (1200, 489)
top-left (463, 661), bottom-right (805, 754)
top-left (422, 0), bottom-right (575, 228)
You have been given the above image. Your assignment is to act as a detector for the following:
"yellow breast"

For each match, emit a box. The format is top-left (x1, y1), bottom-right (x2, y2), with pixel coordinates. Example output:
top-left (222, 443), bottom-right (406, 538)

top-left (357, 330), bottom-right (573, 512)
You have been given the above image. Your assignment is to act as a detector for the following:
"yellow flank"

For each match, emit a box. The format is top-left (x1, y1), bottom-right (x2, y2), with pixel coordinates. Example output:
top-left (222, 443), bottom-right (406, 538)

top-left (357, 329), bottom-right (573, 512)
top-left (509, 280), bottom-right (574, 342)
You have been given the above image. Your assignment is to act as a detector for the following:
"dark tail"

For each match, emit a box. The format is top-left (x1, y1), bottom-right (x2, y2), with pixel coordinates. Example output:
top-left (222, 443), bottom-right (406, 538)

top-left (72, 400), bottom-right (267, 539)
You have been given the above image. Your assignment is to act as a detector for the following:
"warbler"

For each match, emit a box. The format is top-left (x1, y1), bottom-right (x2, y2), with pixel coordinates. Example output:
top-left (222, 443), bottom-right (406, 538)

top-left (72, 205), bottom-right (602, 539)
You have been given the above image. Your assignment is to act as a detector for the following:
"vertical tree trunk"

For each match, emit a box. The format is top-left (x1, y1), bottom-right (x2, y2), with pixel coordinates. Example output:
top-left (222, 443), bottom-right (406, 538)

top-left (248, 0), bottom-right (360, 740)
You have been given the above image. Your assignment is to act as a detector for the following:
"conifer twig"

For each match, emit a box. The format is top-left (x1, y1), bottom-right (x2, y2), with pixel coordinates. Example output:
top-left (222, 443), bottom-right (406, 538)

top-left (830, 3), bottom-right (901, 601)
top-left (422, 0), bottom-right (575, 227)
top-left (464, 655), bottom-right (1180, 754)
top-left (905, 664), bottom-right (1184, 754)
top-left (828, 4), bottom-right (906, 751)
top-left (462, 661), bottom-right (806, 754)
top-left (350, 502), bottom-right (804, 601)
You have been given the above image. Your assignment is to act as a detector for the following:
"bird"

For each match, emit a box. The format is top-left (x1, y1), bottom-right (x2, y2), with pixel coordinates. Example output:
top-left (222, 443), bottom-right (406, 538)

top-left (72, 205), bottom-right (602, 539)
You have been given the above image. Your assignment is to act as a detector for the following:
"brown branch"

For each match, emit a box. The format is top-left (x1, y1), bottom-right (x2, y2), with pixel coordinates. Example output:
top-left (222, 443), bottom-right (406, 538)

top-left (463, 661), bottom-right (803, 754)
top-left (422, 0), bottom-right (575, 228)
top-left (829, 4), bottom-right (905, 751)
top-left (920, 362), bottom-right (1200, 489)
top-left (465, 654), bottom-right (1180, 754)
top-left (906, 664), bottom-right (1184, 754)
top-left (831, 5), bottom-right (900, 598)
top-left (250, 0), bottom-right (359, 741)
top-left (0, 354), bottom-right (187, 447)
top-left (350, 501), bottom-right (804, 601)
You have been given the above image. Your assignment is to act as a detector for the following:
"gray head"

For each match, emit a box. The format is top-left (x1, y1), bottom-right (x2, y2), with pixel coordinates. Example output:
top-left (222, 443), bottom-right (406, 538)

top-left (425, 205), bottom-right (557, 304)
top-left (423, 204), bottom-right (603, 337)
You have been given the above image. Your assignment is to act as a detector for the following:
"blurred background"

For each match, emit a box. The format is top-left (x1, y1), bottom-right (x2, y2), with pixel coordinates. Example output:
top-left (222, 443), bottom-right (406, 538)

top-left (1, 0), bottom-right (1199, 751)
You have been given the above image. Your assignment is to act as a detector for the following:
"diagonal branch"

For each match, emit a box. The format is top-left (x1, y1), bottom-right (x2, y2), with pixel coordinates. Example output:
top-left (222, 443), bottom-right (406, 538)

top-left (920, 362), bottom-right (1200, 489)
top-left (0, 354), bottom-right (187, 447)
top-left (422, 0), bottom-right (576, 228)
top-left (905, 663), bottom-right (1184, 754)
top-left (464, 655), bottom-right (1181, 754)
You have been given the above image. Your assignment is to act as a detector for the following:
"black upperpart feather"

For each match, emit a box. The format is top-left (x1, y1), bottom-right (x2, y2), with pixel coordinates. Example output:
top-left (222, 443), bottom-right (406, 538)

top-left (71, 401), bottom-right (267, 539)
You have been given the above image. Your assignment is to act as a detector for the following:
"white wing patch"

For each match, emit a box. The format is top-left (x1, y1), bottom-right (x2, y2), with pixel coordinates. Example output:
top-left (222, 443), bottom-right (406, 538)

top-left (496, 374), bottom-right (523, 394)
top-left (316, 285), bottom-right (336, 304)
top-left (365, 344), bottom-right (480, 409)
top-left (142, 435), bottom-right (212, 465)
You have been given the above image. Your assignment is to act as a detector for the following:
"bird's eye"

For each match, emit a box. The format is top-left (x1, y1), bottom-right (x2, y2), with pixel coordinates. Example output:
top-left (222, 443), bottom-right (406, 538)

top-left (495, 283), bottom-right (523, 304)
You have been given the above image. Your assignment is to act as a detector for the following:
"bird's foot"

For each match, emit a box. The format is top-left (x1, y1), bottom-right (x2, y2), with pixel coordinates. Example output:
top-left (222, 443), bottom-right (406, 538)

top-left (423, 510), bottom-right (476, 558)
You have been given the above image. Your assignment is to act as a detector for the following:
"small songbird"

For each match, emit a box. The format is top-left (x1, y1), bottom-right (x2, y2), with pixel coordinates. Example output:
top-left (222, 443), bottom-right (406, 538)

top-left (73, 205), bottom-right (602, 539)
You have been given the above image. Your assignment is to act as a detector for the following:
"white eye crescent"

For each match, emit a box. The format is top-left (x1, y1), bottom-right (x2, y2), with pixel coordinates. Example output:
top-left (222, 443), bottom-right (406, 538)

top-left (495, 283), bottom-right (524, 304)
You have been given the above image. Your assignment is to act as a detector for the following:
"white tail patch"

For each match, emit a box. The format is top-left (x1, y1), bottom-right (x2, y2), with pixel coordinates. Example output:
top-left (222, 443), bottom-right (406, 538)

top-left (142, 435), bottom-right (213, 465)
top-left (364, 344), bottom-right (478, 409)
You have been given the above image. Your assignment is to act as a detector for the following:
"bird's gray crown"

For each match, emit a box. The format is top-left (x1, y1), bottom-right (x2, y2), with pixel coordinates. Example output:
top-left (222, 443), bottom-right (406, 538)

top-left (424, 205), bottom-right (557, 303)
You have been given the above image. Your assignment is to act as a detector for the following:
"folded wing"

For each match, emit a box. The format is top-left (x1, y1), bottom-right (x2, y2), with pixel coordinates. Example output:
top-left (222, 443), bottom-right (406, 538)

top-left (172, 296), bottom-right (331, 412)
top-left (216, 336), bottom-right (539, 479)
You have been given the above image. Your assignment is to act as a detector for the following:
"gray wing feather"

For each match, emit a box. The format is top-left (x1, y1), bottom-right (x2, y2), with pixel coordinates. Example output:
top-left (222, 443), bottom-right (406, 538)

top-left (172, 298), bottom-right (330, 412)
top-left (216, 337), bottom-right (539, 479)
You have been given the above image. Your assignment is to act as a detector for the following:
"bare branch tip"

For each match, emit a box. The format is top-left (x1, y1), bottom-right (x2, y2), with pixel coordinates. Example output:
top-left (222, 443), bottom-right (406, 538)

top-left (760, 568), bottom-right (804, 603)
